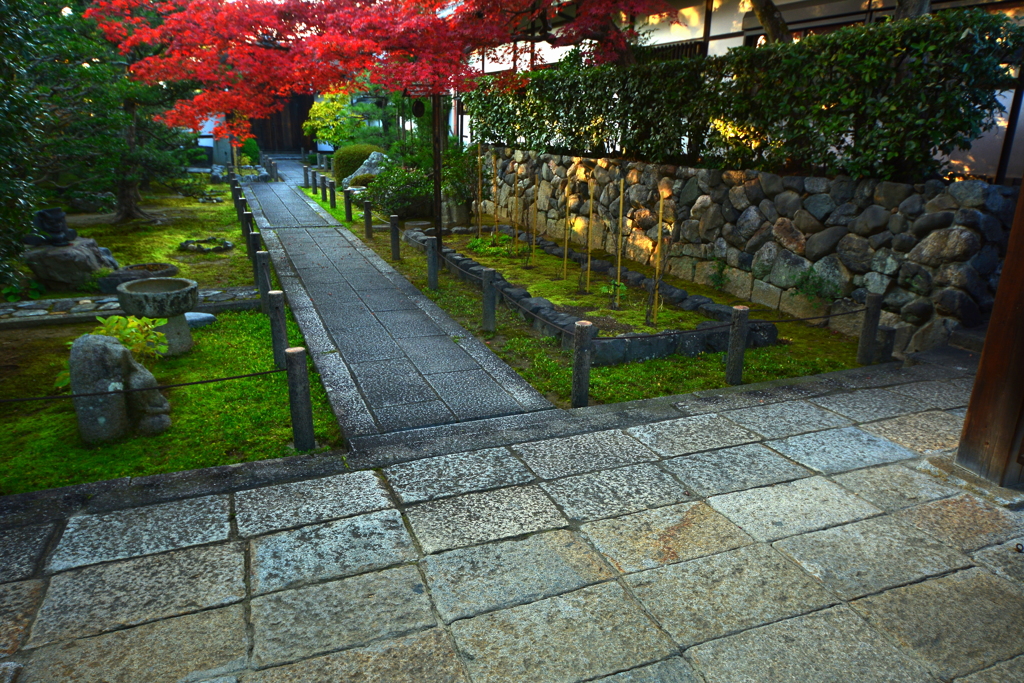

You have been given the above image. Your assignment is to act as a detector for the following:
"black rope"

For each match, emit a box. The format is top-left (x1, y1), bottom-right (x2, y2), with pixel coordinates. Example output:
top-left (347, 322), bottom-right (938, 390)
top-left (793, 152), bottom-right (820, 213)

top-left (0, 369), bottom-right (286, 405)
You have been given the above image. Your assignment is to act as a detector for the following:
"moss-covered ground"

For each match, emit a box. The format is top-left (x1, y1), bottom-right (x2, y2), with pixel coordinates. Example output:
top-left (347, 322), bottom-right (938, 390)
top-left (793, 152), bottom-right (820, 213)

top-left (0, 310), bottom-right (343, 496)
top-left (302, 186), bottom-right (860, 408)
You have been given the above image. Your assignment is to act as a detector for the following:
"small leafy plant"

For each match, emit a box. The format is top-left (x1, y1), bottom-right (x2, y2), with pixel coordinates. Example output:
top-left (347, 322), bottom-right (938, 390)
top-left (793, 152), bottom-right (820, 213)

top-left (792, 269), bottom-right (841, 302)
top-left (3, 280), bottom-right (46, 302)
top-left (709, 258), bottom-right (729, 290)
top-left (54, 316), bottom-right (168, 389)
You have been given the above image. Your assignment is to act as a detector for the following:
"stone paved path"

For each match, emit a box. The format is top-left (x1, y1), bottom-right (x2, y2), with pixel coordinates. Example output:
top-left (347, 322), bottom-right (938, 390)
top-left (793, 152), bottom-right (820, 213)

top-left (2, 350), bottom-right (1023, 682)
top-left (243, 160), bottom-right (554, 437)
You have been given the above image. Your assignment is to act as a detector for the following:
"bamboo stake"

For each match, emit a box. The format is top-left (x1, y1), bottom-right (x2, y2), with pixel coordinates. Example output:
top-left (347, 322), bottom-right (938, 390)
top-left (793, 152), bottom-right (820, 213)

top-left (477, 143), bottom-right (483, 240)
top-left (616, 176), bottom-right (625, 310)
top-left (654, 192), bottom-right (664, 326)
top-left (533, 172), bottom-right (539, 259)
top-left (586, 178), bottom-right (594, 293)
top-left (563, 194), bottom-right (570, 280)
top-left (492, 153), bottom-right (499, 241)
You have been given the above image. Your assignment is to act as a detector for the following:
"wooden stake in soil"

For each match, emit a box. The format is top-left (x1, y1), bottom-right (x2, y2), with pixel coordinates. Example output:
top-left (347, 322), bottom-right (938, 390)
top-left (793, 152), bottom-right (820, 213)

top-left (364, 200), bottom-right (373, 240)
top-left (482, 267), bottom-right (496, 332)
top-left (477, 143), bottom-right (483, 240)
top-left (533, 172), bottom-right (539, 260)
top-left (653, 192), bottom-right (664, 325)
top-left (615, 176), bottom-right (625, 310)
top-left (562, 198), bottom-right (570, 280)
top-left (586, 178), bottom-right (594, 293)
top-left (492, 153), bottom-right (499, 240)
top-left (726, 306), bottom-right (749, 385)
top-left (513, 168), bottom-right (520, 237)
top-left (268, 290), bottom-right (288, 370)
top-left (571, 320), bottom-right (593, 409)
top-left (285, 347), bottom-right (316, 452)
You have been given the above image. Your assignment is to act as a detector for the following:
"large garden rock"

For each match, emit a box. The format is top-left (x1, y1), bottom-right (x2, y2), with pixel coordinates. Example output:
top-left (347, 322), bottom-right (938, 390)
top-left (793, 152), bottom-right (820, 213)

top-left (830, 176), bottom-right (856, 205)
top-left (805, 226), bottom-right (848, 262)
top-left (932, 287), bottom-right (982, 328)
top-left (699, 204), bottom-right (724, 241)
top-left (759, 172), bottom-right (784, 198)
top-left (728, 185), bottom-right (750, 211)
top-left (934, 262), bottom-right (987, 301)
top-left (24, 238), bottom-right (118, 289)
top-left (342, 151), bottom-right (388, 187)
top-left (948, 179), bottom-right (988, 208)
top-left (850, 205), bottom-right (890, 236)
top-left (736, 205), bottom-right (764, 239)
top-left (751, 242), bottom-right (780, 281)
top-left (825, 202), bottom-right (859, 227)
top-left (901, 297), bottom-right (934, 325)
top-left (772, 218), bottom-right (806, 255)
top-left (744, 222), bottom-right (774, 254)
top-left (678, 177), bottom-right (701, 206)
top-left (836, 234), bottom-right (874, 273)
top-left (874, 181), bottom-right (913, 209)
top-left (793, 209), bottom-right (825, 234)
top-left (69, 335), bottom-right (171, 444)
top-left (811, 254), bottom-right (853, 297)
top-left (803, 193), bottom-right (836, 222)
top-left (769, 249), bottom-right (811, 289)
top-left (898, 262), bottom-right (933, 296)
top-left (907, 227), bottom-right (980, 266)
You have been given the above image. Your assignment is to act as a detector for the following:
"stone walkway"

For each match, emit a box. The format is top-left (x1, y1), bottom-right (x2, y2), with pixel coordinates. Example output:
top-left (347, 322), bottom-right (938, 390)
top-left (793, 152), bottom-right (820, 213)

top-left (243, 160), bottom-right (554, 438)
top-left (2, 348), bottom-right (1024, 682)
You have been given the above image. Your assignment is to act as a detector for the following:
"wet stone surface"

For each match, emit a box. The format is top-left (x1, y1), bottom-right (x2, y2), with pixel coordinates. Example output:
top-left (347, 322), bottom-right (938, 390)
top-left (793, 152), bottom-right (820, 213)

top-left (626, 414), bottom-right (760, 457)
top-left (661, 443), bottom-right (812, 497)
top-left (580, 502), bottom-right (752, 573)
top-left (765, 427), bottom-right (917, 474)
top-left (405, 486), bottom-right (566, 554)
top-left (248, 509), bottom-right (417, 594)
top-left (250, 565), bottom-right (435, 668)
top-left (540, 463), bottom-right (691, 521)
top-left (831, 464), bottom-right (959, 511)
top-left (0, 524), bottom-right (53, 583)
top-left (895, 494), bottom-right (1024, 552)
top-left (591, 658), bottom-right (702, 682)
top-left (809, 388), bottom-right (931, 423)
top-left (384, 448), bottom-right (533, 504)
top-left (972, 537), bottom-right (1024, 585)
top-left (708, 476), bottom-right (881, 541)
top-left (721, 400), bottom-right (851, 439)
top-left (47, 496), bottom-right (231, 572)
top-left (860, 410), bottom-right (965, 453)
top-left (627, 543), bottom-right (835, 647)
top-left (0, 580), bottom-right (43, 655)
top-left (773, 516), bottom-right (971, 599)
top-left (511, 430), bottom-right (659, 479)
top-left (29, 543), bottom-right (246, 647)
top-left (234, 470), bottom-right (392, 537)
top-left (450, 582), bottom-right (675, 683)
top-left (851, 568), bottom-right (1024, 680)
top-left (421, 530), bottom-right (614, 623)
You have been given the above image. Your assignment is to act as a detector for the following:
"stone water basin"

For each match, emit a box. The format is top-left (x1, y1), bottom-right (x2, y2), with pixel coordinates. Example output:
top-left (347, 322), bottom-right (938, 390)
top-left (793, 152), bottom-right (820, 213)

top-left (116, 277), bottom-right (199, 355)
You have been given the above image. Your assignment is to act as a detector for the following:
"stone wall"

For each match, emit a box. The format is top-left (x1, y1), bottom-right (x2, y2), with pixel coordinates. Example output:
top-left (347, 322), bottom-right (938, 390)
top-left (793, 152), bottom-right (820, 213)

top-left (476, 148), bottom-right (1017, 355)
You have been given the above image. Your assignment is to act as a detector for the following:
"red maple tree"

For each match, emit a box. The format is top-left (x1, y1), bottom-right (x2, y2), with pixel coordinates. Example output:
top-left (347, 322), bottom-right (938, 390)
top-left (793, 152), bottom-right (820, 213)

top-left (85, 0), bottom-right (672, 140)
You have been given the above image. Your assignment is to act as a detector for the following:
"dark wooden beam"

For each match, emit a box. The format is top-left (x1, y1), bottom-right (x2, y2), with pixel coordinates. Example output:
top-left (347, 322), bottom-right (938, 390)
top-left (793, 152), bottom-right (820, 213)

top-left (955, 186), bottom-right (1024, 487)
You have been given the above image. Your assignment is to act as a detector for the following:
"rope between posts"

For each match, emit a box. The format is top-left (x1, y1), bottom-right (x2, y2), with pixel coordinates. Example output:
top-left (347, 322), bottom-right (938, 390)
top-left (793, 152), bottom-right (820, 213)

top-left (0, 369), bottom-right (287, 405)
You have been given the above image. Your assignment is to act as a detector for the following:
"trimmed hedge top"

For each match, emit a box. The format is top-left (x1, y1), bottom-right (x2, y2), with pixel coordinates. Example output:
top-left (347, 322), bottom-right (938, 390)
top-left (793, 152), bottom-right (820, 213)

top-left (464, 10), bottom-right (1024, 181)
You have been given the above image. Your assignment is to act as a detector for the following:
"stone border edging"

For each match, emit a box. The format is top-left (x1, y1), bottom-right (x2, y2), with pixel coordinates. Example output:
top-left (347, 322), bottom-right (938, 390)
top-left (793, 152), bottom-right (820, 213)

top-left (0, 293), bottom-right (260, 330)
top-left (402, 227), bottom-right (779, 366)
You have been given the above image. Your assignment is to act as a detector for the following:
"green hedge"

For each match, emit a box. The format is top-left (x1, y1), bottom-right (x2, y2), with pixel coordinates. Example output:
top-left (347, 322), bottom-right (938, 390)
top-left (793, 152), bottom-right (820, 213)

top-left (464, 10), bottom-right (1023, 180)
top-left (332, 144), bottom-right (385, 179)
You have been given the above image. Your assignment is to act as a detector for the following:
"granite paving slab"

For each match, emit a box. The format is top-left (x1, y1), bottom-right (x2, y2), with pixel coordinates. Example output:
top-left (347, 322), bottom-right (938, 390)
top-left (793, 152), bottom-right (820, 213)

top-left (0, 524), bottom-right (53, 583)
top-left (246, 629), bottom-right (468, 682)
top-left (627, 543), bottom-right (835, 647)
top-left (234, 470), bottom-right (391, 537)
top-left (809, 388), bottom-right (932, 422)
top-left (832, 463), bottom-right (960, 511)
top-left (972, 537), bottom-right (1024, 584)
top-left (420, 530), bottom-right (614, 622)
top-left (0, 663), bottom-right (20, 683)
top-left (28, 543), bottom-right (245, 647)
top-left (375, 309), bottom-right (445, 338)
top-left (357, 288), bottom-right (421, 312)
top-left (250, 565), bottom-right (435, 668)
top-left (384, 448), bottom-right (533, 504)
top-left (248, 509), bottom-right (417, 595)
top-left (540, 463), bottom-right (691, 521)
top-left (405, 485), bottom-right (566, 553)
top-left (424, 369), bottom-right (526, 421)
top-left (350, 358), bottom-right (439, 407)
top-left (686, 605), bottom-right (934, 683)
top-left (580, 502), bottom-right (752, 573)
top-left (19, 605), bottom-right (248, 683)
top-left (660, 443), bottom-right (812, 497)
top-left (396, 336), bottom-right (480, 375)
top-left (774, 516), bottom-right (971, 600)
top-left (851, 568), bottom-right (1024, 680)
top-left (721, 400), bottom-right (852, 439)
top-left (765, 426), bottom-right (917, 474)
top-left (957, 655), bottom-right (1024, 683)
top-left (625, 414), bottom-right (760, 457)
top-left (887, 380), bottom-right (972, 409)
top-left (449, 582), bottom-right (675, 683)
top-left (860, 410), bottom-right (965, 453)
top-left (0, 580), bottom-right (43, 655)
top-left (591, 658), bottom-right (701, 682)
top-left (511, 430), bottom-right (659, 479)
top-left (47, 495), bottom-right (230, 572)
top-left (895, 494), bottom-right (1024, 552)
top-left (708, 476), bottom-right (882, 541)
top-left (371, 400), bottom-right (458, 431)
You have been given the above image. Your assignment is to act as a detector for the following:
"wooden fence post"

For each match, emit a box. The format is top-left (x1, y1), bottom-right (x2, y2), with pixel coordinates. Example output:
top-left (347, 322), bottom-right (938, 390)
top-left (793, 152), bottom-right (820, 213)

top-left (726, 306), bottom-right (749, 385)
top-left (571, 320), bottom-right (594, 409)
top-left (857, 293), bottom-right (883, 365)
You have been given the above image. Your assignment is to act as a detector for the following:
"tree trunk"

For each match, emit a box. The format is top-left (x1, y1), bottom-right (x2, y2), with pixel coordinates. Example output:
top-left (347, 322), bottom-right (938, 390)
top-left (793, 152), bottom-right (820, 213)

top-left (749, 0), bottom-right (792, 44)
top-left (893, 0), bottom-right (931, 20)
top-left (113, 99), bottom-right (153, 222)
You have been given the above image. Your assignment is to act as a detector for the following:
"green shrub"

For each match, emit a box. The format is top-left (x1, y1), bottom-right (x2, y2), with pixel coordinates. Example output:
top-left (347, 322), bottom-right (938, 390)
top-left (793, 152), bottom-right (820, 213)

top-left (364, 162), bottom-right (431, 217)
top-left (442, 142), bottom-right (478, 205)
top-left (240, 138), bottom-right (260, 164)
top-left (348, 173), bottom-right (377, 187)
top-left (465, 10), bottom-right (1024, 180)
top-left (333, 144), bottom-right (385, 180)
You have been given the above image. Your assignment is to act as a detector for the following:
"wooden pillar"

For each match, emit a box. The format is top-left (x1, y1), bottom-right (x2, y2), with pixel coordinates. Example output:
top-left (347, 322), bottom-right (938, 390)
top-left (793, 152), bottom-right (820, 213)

top-left (955, 188), bottom-right (1024, 487)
